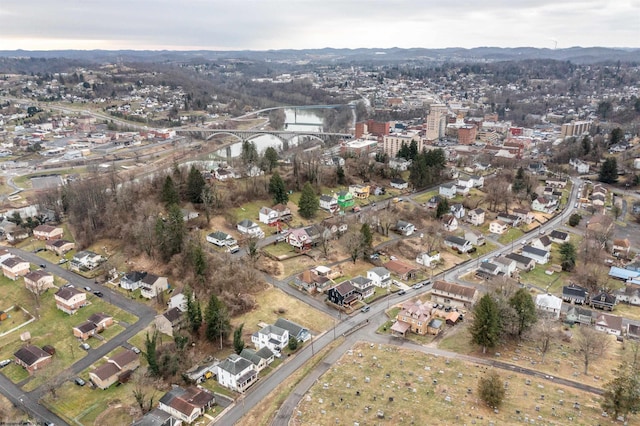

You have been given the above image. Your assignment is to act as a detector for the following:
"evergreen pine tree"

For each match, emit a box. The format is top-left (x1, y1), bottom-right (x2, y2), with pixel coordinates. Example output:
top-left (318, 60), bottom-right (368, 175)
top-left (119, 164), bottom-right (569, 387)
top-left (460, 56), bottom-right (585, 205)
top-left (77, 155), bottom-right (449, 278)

top-left (233, 323), bottom-right (245, 354)
top-left (470, 294), bottom-right (502, 353)
top-left (264, 147), bottom-right (279, 172)
top-left (599, 157), bottom-right (618, 184)
top-left (298, 182), bottom-right (319, 219)
top-left (186, 165), bottom-right (206, 203)
top-left (508, 288), bottom-right (537, 337)
top-left (269, 171), bottom-right (289, 205)
top-left (161, 175), bottom-right (179, 207)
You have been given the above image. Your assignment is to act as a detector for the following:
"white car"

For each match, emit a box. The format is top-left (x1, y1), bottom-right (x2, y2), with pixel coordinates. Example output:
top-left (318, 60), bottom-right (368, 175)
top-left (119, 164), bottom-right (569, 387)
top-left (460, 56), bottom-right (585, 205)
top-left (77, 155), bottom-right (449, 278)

top-left (0, 359), bottom-right (11, 368)
top-left (412, 283), bottom-right (423, 290)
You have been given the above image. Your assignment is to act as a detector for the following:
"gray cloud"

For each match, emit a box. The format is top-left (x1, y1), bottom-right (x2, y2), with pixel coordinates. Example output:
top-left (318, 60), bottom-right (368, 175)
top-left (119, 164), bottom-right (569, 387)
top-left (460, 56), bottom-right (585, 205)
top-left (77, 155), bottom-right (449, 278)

top-left (0, 0), bottom-right (637, 50)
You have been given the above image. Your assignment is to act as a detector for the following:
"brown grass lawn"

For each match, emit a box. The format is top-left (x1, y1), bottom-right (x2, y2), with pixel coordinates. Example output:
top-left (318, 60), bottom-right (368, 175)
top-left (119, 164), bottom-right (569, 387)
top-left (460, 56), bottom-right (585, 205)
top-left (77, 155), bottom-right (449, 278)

top-left (0, 393), bottom-right (28, 423)
top-left (231, 285), bottom-right (334, 342)
top-left (438, 321), bottom-right (627, 386)
top-left (293, 342), bottom-right (611, 426)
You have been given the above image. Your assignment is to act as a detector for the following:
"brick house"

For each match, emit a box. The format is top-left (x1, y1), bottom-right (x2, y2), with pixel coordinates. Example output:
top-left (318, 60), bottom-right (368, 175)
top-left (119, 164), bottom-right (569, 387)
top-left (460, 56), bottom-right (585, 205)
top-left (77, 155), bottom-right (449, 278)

top-left (158, 386), bottom-right (215, 424)
top-left (14, 345), bottom-right (52, 374)
top-left (45, 239), bottom-right (75, 255)
top-left (54, 286), bottom-right (86, 314)
top-left (1, 256), bottom-right (30, 280)
top-left (23, 270), bottom-right (54, 293)
top-left (391, 300), bottom-right (433, 336)
top-left (73, 312), bottom-right (114, 340)
top-left (89, 349), bottom-right (140, 389)
top-left (33, 225), bottom-right (63, 240)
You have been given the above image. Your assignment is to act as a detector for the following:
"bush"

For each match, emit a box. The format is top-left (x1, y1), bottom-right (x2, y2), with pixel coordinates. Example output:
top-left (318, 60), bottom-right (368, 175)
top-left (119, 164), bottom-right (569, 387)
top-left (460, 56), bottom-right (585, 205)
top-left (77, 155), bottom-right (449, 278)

top-left (478, 372), bottom-right (506, 408)
top-left (288, 336), bottom-right (299, 351)
top-left (568, 213), bottom-right (581, 227)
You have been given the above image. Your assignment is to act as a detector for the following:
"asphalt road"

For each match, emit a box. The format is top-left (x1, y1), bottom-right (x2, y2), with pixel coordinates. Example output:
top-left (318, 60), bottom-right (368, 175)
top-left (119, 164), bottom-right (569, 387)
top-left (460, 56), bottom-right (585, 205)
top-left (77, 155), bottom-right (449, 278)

top-left (1, 247), bottom-right (156, 425)
top-left (216, 177), bottom-right (586, 425)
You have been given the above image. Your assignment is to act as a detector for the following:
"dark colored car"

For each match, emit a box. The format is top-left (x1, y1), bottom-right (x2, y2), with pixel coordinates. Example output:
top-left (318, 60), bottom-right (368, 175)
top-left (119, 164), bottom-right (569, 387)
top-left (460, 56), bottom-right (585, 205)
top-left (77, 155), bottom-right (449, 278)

top-left (93, 291), bottom-right (104, 297)
top-left (397, 290), bottom-right (407, 296)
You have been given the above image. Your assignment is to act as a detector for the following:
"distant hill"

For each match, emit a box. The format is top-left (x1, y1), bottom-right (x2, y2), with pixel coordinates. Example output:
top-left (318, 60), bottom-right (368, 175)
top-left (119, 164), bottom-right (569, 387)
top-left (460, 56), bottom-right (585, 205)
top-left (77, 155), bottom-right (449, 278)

top-left (0, 47), bottom-right (638, 65)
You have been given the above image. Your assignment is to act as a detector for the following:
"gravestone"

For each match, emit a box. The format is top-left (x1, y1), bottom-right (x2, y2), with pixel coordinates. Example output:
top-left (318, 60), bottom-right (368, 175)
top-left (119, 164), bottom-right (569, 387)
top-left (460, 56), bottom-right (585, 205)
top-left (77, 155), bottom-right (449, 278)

top-left (365, 377), bottom-right (370, 383)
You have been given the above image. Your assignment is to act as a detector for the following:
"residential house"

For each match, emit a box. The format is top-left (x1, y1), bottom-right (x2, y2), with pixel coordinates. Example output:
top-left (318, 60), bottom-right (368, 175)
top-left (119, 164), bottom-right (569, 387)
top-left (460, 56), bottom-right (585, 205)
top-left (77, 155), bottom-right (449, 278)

top-left (535, 294), bottom-right (563, 319)
top-left (591, 193), bottom-right (606, 206)
top-left (489, 220), bottom-right (508, 235)
top-left (1, 256), bottom-right (30, 280)
top-left (272, 204), bottom-right (292, 222)
top-left (478, 261), bottom-right (500, 277)
top-left (6, 228), bottom-right (28, 243)
top-left (23, 270), bottom-right (54, 293)
top-left (154, 307), bottom-right (184, 337)
top-left (349, 276), bottom-right (375, 299)
top-left (158, 386), bottom-right (215, 423)
top-left (206, 231), bottom-right (237, 247)
top-left (286, 228), bottom-right (312, 251)
top-left (594, 313), bottom-right (624, 336)
top-left (273, 318), bottom-right (311, 343)
top-left (546, 177), bottom-right (567, 188)
top-left (564, 306), bottom-right (593, 326)
top-left (428, 318), bottom-right (444, 335)
top-left (251, 324), bottom-right (289, 353)
top-left (239, 347), bottom-right (274, 372)
top-left (132, 408), bottom-right (180, 426)
top-left (336, 191), bottom-right (355, 209)
top-left (455, 184), bottom-right (470, 196)
top-left (120, 271), bottom-right (147, 291)
top-left (590, 292), bottom-right (616, 311)
top-left (349, 184), bottom-right (370, 199)
top-left (612, 239), bottom-right (631, 258)
top-left (562, 284), bottom-right (588, 305)
top-left (425, 195), bottom-right (442, 209)
top-left (439, 183), bottom-right (456, 199)
top-left (395, 220), bottom-right (415, 236)
top-left (549, 230), bottom-right (570, 244)
top-left (258, 207), bottom-right (279, 225)
top-left (367, 267), bottom-right (391, 288)
top-left (530, 236), bottom-right (552, 252)
top-left (140, 273), bottom-right (169, 299)
top-left (457, 175), bottom-right (474, 190)
top-left (466, 208), bottom-right (485, 226)
top-left (497, 213), bottom-right (521, 227)
top-left (54, 286), bottom-right (86, 314)
top-left (70, 250), bottom-right (102, 272)
top-left (493, 256), bottom-right (516, 277)
top-left (431, 281), bottom-right (478, 309)
top-left (505, 253), bottom-right (536, 271)
top-left (442, 214), bottom-right (458, 232)
top-left (388, 157), bottom-right (411, 171)
top-left (522, 245), bottom-right (550, 264)
top-left (13, 345), bottom-right (52, 374)
top-left (33, 224), bottom-right (63, 240)
top-left (470, 175), bottom-right (484, 188)
top-left (320, 218), bottom-right (348, 238)
top-left (464, 230), bottom-right (485, 246)
top-left (168, 292), bottom-right (187, 312)
top-left (73, 312), bottom-right (113, 340)
top-left (416, 251), bottom-right (441, 267)
top-left (45, 239), bottom-right (75, 255)
top-left (614, 284), bottom-right (640, 306)
top-left (89, 349), bottom-right (140, 389)
top-left (291, 268), bottom-right (332, 294)
top-left (570, 158), bottom-right (590, 174)
top-left (237, 219), bottom-right (265, 239)
top-left (450, 203), bottom-right (465, 219)
top-left (214, 167), bottom-right (239, 181)
top-left (532, 197), bottom-right (557, 213)
top-left (391, 300), bottom-right (433, 336)
top-left (384, 259), bottom-right (418, 281)
top-left (327, 281), bottom-right (359, 307)
top-left (390, 178), bottom-right (408, 190)
top-left (217, 354), bottom-right (258, 393)
top-left (319, 195), bottom-right (339, 212)
top-left (443, 235), bottom-right (472, 253)
top-left (512, 208), bottom-right (534, 225)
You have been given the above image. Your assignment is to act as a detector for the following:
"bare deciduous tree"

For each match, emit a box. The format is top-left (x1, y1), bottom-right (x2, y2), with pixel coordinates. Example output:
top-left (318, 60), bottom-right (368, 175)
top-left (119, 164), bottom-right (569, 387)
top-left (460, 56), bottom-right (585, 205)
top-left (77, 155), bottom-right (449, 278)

top-left (575, 326), bottom-right (610, 375)
top-left (532, 318), bottom-right (556, 363)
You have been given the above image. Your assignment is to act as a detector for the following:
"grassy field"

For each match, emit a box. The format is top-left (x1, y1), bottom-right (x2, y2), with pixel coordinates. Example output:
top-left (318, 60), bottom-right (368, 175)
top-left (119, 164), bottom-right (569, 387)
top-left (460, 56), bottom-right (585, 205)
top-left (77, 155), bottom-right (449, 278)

top-left (0, 276), bottom-right (138, 386)
top-left (231, 286), bottom-right (334, 342)
top-left (497, 227), bottom-right (524, 245)
top-left (293, 342), bottom-right (609, 426)
top-left (412, 190), bottom-right (438, 204)
top-left (438, 321), bottom-right (626, 386)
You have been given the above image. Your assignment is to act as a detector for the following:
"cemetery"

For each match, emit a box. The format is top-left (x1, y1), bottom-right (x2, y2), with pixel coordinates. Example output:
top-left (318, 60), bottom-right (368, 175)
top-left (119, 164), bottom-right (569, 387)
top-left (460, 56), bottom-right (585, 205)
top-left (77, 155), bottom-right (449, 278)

top-left (293, 342), bottom-right (609, 425)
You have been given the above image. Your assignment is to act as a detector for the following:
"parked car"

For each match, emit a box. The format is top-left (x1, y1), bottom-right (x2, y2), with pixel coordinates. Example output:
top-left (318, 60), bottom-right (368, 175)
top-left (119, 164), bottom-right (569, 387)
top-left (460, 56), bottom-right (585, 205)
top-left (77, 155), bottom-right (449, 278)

top-left (361, 305), bottom-right (371, 313)
top-left (74, 377), bottom-right (86, 386)
top-left (84, 286), bottom-right (91, 292)
top-left (39, 264), bottom-right (46, 268)
top-left (0, 359), bottom-right (11, 368)
top-left (58, 259), bottom-right (67, 264)
top-left (412, 283), bottom-right (423, 290)
top-left (397, 289), bottom-right (406, 296)
top-left (130, 346), bottom-right (141, 354)
top-left (80, 343), bottom-right (90, 351)
top-left (93, 291), bottom-right (103, 297)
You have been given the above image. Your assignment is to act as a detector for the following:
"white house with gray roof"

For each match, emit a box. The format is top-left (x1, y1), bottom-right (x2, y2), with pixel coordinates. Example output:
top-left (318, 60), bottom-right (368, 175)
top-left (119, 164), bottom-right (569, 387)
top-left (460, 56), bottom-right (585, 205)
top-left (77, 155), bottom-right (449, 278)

top-left (251, 324), bottom-right (289, 353)
top-left (367, 267), bottom-right (391, 288)
top-left (216, 354), bottom-right (258, 393)
top-left (522, 245), bottom-right (550, 264)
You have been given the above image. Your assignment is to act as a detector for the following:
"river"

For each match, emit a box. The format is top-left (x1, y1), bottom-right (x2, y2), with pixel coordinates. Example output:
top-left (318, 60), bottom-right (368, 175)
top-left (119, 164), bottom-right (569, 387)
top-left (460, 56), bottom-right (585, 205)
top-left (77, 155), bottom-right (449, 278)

top-left (215, 109), bottom-right (324, 158)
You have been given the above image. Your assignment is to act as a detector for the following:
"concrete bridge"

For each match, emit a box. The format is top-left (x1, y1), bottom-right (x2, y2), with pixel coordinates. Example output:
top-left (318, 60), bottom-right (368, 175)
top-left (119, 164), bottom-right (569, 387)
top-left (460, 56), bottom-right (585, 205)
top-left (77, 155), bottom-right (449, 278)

top-left (175, 128), bottom-right (353, 144)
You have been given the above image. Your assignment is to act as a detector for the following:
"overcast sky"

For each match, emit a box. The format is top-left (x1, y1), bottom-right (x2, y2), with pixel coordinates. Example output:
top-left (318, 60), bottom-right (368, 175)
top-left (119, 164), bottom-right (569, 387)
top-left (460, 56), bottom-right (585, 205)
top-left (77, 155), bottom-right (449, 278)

top-left (0, 0), bottom-right (638, 51)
